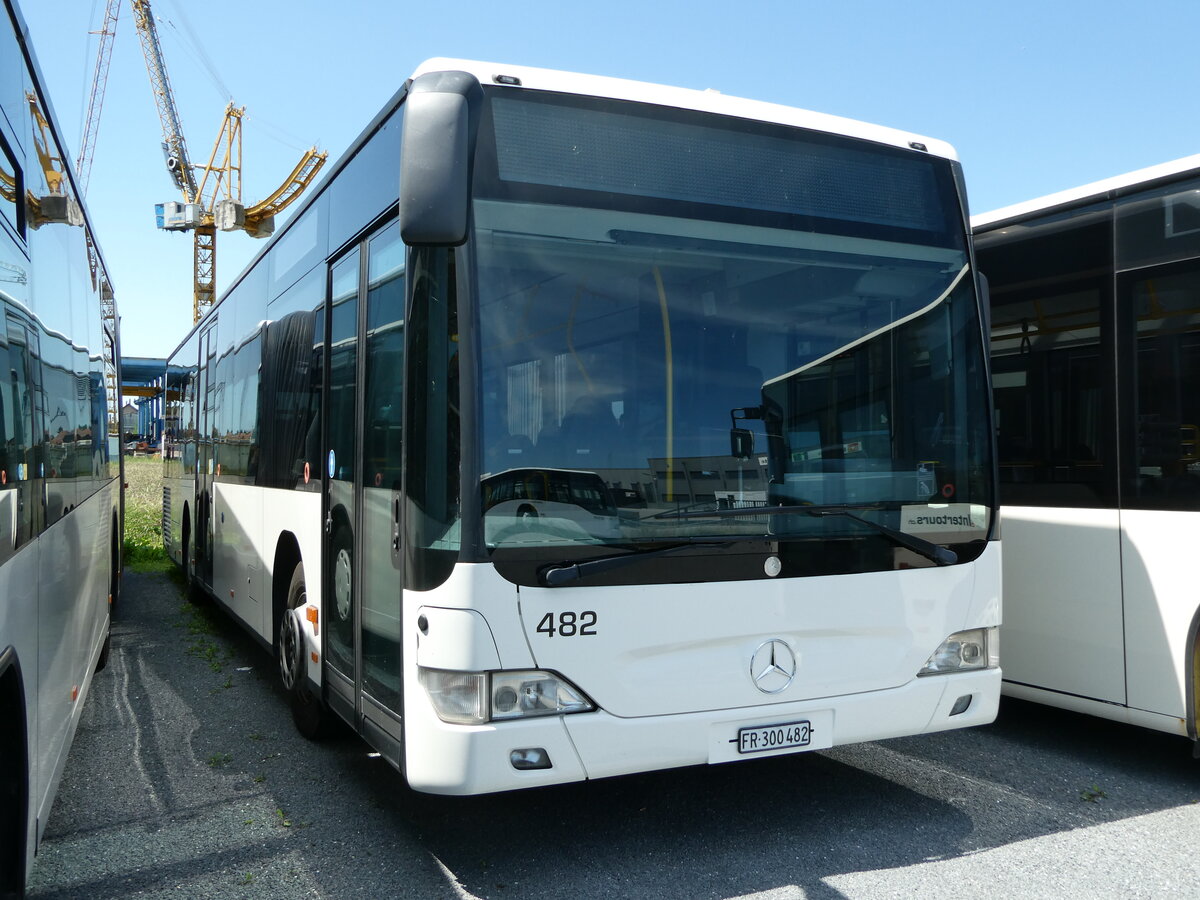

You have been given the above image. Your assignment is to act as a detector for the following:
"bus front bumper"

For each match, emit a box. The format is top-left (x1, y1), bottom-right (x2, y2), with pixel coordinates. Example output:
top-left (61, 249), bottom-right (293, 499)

top-left (403, 667), bottom-right (999, 795)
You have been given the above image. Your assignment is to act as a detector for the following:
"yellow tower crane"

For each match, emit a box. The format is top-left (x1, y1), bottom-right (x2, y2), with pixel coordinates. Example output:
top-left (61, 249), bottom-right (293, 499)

top-left (127, 0), bottom-right (326, 323)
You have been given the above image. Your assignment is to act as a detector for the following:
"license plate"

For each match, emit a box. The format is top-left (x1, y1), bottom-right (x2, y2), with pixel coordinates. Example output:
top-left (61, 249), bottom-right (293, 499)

top-left (736, 720), bottom-right (812, 754)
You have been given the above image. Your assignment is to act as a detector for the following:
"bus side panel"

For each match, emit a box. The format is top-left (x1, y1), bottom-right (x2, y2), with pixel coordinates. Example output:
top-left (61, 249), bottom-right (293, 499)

top-left (0, 539), bottom-right (40, 881)
top-left (263, 488), bottom-right (323, 668)
top-left (212, 481), bottom-right (265, 634)
top-left (999, 506), bottom-right (1125, 705)
top-left (1004, 681), bottom-right (1188, 736)
top-left (211, 481), bottom-right (322, 649)
top-left (1121, 509), bottom-right (1198, 724)
top-left (35, 482), bottom-right (113, 839)
top-left (163, 472), bottom-right (193, 570)
top-left (271, 494), bottom-right (324, 681)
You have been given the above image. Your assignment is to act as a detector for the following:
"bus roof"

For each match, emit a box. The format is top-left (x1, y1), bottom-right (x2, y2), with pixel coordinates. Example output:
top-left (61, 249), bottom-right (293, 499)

top-left (973, 154), bottom-right (1200, 232)
top-left (412, 58), bottom-right (959, 162)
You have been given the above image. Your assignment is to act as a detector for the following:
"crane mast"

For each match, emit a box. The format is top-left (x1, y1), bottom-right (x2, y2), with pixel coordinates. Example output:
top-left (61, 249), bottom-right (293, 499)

top-left (76, 0), bottom-right (122, 196)
top-left (130, 0), bottom-right (198, 200)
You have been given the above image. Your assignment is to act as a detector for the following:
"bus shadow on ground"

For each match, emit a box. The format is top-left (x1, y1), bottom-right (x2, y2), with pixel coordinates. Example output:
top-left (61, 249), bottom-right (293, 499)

top-left (380, 752), bottom-right (974, 900)
top-left (347, 696), bottom-right (1200, 900)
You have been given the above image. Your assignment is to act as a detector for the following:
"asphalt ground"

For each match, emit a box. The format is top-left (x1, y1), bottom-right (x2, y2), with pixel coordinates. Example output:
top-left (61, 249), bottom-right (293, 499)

top-left (25, 569), bottom-right (1200, 900)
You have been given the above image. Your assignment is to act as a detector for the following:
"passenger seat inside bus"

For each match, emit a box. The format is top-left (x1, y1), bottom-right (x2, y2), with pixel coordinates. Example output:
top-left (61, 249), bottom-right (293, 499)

top-left (544, 394), bottom-right (617, 468)
top-left (485, 432), bottom-right (535, 473)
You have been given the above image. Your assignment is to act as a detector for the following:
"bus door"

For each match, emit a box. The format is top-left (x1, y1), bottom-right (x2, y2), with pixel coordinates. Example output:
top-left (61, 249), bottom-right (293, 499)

top-left (194, 322), bottom-right (216, 588)
top-left (322, 225), bottom-right (406, 764)
top-left (359, 223), bottom-right (405, 758)
top-left (322, 249), bottom-right (364, 734)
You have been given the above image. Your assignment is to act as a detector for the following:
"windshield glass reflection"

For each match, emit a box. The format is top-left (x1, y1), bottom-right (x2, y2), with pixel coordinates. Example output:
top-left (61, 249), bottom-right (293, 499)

top-left (474, 199), bottom-right (992, 557)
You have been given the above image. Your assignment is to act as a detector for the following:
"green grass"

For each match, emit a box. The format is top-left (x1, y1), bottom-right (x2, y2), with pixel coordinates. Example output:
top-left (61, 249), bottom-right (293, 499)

top-left (206, 752), bottom-right (233, 768)
top-left (123, 456), bottom-right (171, 573)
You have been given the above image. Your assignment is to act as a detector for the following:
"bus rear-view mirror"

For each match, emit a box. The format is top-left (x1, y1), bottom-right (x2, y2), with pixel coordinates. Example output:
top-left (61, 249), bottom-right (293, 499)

top-left (399, 71), bottom-right (482, 247)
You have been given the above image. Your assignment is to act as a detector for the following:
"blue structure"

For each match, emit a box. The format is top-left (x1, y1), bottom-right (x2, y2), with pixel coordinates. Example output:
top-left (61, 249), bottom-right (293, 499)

top-left (121, 356), bottom-right (167, 444)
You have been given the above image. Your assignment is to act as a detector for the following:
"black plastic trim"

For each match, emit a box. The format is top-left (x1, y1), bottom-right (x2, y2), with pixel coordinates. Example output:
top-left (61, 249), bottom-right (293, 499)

top-left (1185, 601), bottom-right (1200, 742)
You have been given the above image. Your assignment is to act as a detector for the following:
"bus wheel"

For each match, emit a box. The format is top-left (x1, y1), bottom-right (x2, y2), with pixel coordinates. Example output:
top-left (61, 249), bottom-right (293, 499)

top-left (96, 627), bottom-right (112, 672)
top-left (279, 562), bottom-right (331, 739)
top-left (182, 508), bottom-right (206, 605)
top-left (110, 514), bottom-right (120, 612)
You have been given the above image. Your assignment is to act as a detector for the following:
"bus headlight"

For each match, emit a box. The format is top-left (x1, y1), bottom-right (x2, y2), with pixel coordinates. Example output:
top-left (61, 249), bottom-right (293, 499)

top-left (918, 627), bottom-right (998, 676)
top-left (419, 668), bottom-right (594, 725)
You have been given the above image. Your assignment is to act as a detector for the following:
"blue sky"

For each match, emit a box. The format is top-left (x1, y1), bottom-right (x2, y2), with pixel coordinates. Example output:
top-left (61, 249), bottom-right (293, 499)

top-left (18, 0), bottom-right (1200, 358)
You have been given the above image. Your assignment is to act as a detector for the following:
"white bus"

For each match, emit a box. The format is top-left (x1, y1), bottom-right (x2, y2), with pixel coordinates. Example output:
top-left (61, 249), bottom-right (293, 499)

top-left (163, 59), bottom-right (1000, 795)
top-left (0, 0), bottom-right (123, 893)
top-left (975, 155), bottom-right (1200, 741)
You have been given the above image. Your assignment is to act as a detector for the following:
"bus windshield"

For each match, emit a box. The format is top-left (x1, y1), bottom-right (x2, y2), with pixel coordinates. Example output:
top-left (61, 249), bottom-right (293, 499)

top-left (471, 89), bottom-right (992, 561)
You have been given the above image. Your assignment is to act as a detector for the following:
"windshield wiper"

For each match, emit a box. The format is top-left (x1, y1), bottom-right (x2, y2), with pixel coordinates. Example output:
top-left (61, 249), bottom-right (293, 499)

top-left (805, 506), bottom-right (957, 566)
top-left (539, 540), bottom-right (733, 586)
top-left (540, 502), bottom-right (957, 584)
top-left (651, 503), bottom-right (957, 567)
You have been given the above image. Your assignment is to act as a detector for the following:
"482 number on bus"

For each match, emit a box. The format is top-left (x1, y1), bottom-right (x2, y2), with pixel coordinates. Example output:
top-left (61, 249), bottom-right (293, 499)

top-left (536, 611), bottom-right (597, 637)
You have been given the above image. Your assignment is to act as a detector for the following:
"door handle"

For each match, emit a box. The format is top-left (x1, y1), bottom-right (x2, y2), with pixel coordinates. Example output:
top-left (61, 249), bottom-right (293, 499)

top-left (390, 492), bottom-right (402, 565)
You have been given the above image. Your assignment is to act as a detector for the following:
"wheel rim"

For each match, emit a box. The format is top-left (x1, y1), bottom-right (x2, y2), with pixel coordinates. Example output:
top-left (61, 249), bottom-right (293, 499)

top-left (279, 609), bottom-right (302, 691)
top-left (334, 547), bottom-right (352, 620)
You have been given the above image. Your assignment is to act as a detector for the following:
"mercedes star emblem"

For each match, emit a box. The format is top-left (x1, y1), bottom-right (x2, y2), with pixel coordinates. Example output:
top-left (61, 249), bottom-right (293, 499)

top-left (750, 639), bottom-right (796, 694)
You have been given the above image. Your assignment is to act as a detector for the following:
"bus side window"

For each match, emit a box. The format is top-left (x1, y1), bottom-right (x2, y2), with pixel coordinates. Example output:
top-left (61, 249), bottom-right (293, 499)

top-left (0, 335), bottom-right (12, 560)
top-left (5, 316), bottom-right (36, 548)
top-left (0, 129), bottom-right (22, 240)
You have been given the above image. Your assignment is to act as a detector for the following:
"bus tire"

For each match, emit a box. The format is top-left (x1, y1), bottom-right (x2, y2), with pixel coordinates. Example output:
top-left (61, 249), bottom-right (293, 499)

top-left (181, 505), bottom-right (190, 580)
top-left (181, 507), bottom-right (206, 605)
top-left (110, 513), bottom-right (120, 613)
top-left (95, 628), bottom-right (112, 673)
top-left (279, 562), bottom-right (331, 740)
top-left (0, 656), bottom-right (28, 899)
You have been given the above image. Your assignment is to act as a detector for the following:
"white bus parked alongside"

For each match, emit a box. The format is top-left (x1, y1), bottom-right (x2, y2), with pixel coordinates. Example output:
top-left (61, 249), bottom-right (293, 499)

top-left (163, 59), bottom-right (1000, 795)
top-left (0, 0), bottom-right (122, 893)
top-left (975, 155), bottom-right (1200, 741)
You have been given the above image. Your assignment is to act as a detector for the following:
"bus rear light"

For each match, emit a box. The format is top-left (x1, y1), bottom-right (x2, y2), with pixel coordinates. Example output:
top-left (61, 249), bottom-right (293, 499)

top-left (419, 667), bottom-right (594, 725)
top-left (918, 627), bottom-right (998, 676)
